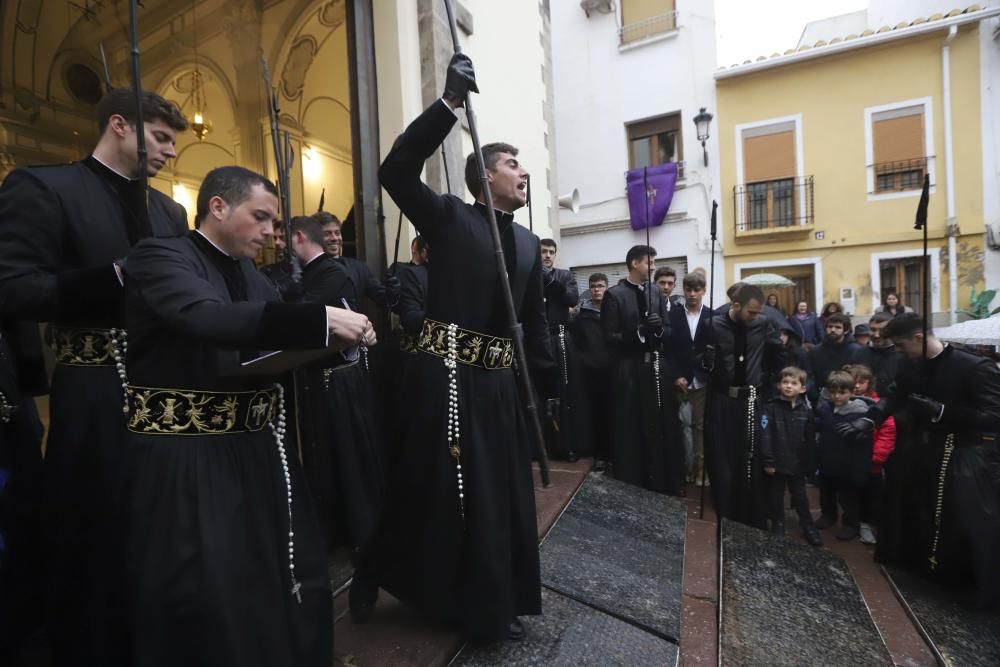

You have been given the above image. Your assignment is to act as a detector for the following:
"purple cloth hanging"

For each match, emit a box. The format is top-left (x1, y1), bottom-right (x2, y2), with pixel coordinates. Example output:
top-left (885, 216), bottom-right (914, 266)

top-left (626, 162), bottom-right (678, 231)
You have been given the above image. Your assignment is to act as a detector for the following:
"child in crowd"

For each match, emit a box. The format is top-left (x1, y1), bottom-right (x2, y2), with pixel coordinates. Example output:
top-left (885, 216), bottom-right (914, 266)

top-left (844, 364), bottom-right (896, 545)
top-left (815, 370), bottom-right (875, 540)
top-left (759, 367), bottom-right (822, 547)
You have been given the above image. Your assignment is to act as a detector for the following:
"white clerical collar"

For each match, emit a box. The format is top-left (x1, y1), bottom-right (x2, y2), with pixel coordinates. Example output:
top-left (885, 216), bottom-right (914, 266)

top-left (91, 153), bottom-right (138, 182)
top-left (303, 250), bottom-right (326, 266)
top-left (195, 229), bottom-right (233, 258)
top-left (626, 277), bottom-right (645, 289)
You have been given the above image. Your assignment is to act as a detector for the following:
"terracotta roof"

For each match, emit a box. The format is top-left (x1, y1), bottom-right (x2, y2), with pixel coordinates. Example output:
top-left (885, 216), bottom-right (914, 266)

top-left (720, 5), bottom-right (984, 70)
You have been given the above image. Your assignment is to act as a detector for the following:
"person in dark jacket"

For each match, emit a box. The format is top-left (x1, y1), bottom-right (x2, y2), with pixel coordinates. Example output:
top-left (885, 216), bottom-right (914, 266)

top-left (862, 311), bottom-right (902, 395)
top-left (785, 301), bottom-right (825, 346)
top-left (759, 366), bottom-right (822, 546)
top-left (815, 370), bottom-right (875, 541)
top-left (569, 273), bottom-right (614, 471)
top-left (669, 271), bottom-right (712, 484)
top-left (806, 312), bottom-right (865, 404)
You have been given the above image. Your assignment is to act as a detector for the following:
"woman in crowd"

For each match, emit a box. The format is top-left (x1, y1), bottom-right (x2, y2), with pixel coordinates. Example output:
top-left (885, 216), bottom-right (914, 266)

top-left (785, 301), bottom-right (824, 346)
top-left (878, 292), bottom-right (913, 317)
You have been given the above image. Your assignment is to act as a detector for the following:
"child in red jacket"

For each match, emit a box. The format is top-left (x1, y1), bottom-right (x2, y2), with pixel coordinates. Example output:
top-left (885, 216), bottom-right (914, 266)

top-left (845, 364), bottom-right (895, 545)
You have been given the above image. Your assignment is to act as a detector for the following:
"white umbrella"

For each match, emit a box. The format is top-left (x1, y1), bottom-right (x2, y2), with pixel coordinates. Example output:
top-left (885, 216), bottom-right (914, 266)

top-left (741, 272), bottom-right (796, 288)
top-left (934, 316), bottom-right (1000, 345)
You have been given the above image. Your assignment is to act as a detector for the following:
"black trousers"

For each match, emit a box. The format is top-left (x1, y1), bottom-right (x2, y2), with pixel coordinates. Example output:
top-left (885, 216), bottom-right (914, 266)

top-left (766, 472), bottom-right (814, 529)
top-left (580, 366), bottom-right (613, 462)
top-left (819, 476), bottom-right (861, 527)
top-left (859, 472), bottom-right (884, 525)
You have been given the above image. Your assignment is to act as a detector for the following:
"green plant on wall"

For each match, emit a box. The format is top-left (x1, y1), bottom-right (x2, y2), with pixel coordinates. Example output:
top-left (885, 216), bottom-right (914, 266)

top-left (960, 286), bottom-right (1000, 320)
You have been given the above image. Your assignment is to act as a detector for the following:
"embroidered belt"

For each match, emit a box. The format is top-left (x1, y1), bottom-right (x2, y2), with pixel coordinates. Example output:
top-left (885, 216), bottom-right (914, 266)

top-left (49, 326), bottom-right (117, 366)
top-left (416, 318), bottom-right (513, 370)
top-left (399, 331), bottom-right (418, 355)
top-left (126, 385), bottom-right (277, 435)
top-left (0, 391), bottom-right (17, 424)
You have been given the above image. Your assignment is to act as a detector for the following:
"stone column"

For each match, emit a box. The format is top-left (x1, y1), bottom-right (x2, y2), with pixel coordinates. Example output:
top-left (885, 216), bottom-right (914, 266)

top-left (224, 0), bottom-right (266, 174)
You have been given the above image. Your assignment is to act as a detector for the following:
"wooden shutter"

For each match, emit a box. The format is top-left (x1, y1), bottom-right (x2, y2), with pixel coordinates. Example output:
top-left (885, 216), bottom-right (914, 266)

top-left (743, 130), bottom-right (795, 183)
top-left (873, 112), bottom-right (924, 164)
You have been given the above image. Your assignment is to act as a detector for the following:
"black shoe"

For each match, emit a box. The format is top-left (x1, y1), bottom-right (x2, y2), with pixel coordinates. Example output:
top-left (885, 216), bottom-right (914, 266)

top-left (567, 451), bottom-right (579, 463)
top-left (815, 514), bottom-right (837, 530)
top-left (349, 571), bottom-right (379, 624)
top-left (836, 524), bottom-right (859, 541)
top-left (804, 527), bottom-right (823, 547)
top-left (770, 521), bottom-right (785, 536)
top-left (508, 618), bottom-right (525, 641)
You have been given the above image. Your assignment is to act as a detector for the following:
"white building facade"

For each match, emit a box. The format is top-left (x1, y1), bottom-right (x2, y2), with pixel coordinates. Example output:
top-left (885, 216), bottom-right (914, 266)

top-left (550, 0), bottom-right (722, 301)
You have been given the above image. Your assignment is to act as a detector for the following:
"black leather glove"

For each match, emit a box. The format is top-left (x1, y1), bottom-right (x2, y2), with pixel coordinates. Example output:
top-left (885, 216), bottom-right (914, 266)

top-left (701, 344), bottom-right (716, 372)
top-left (834, 417), bottom-right (875, 438)
top-left (545, 397), bottom-right (561, 422)
top-left (638, 313), bottom-right (663, 339)
top-left (384, 275), bottom-right (401, 308)
top-left (910, 394), bottom-right (945, 422)
top-left (443, 53), bottom-right (479, 104)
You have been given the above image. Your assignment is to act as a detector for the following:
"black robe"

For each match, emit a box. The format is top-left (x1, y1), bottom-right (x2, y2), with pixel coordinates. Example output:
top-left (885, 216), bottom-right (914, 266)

top-left (874, 345), bottom-right (1000, 610)
top-left (601, 279), bottom-right (684, 495)
top-left (542, 267), bottom-right (590, 458)
top-left (0, 158), bottom-right (187, 665)
top-left (121, 232), bottom-right (332, 666)
top-left (569, 300), bottom-right (614, 462)
top-left (396, 262), bottom-right (429, 336)
top-left (703, 311), bottom-right (783, 528)
top-left (377, 100), bottom-right (554, 640)
top-left (296, 252), bottom-right (385, 552)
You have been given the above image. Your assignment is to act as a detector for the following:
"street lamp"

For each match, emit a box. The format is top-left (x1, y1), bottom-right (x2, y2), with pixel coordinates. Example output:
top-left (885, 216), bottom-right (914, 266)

top-left (693, 107), bottom-right (713, 167)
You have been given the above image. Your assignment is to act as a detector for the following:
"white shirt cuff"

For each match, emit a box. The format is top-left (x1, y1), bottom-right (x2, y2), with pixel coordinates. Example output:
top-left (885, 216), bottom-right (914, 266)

top-left (439, 98), bottom-right (459, 117)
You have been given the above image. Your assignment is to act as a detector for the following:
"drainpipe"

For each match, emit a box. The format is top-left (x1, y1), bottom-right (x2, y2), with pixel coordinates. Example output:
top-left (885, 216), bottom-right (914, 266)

top-left (943, 25), bottom-right (959, 325)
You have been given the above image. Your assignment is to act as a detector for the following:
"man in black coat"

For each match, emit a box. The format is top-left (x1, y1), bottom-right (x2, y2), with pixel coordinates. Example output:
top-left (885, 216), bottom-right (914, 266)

top-left (540, 238), bottom-right (587, 461)
top-left (122, 166), bottom-right (372, 665)
top-left (806, 312), bottom-right (866, 404)
top-left (0, 88), bottom-right (188, 665)
top-left (314, 211), bottom-right (399, 312)
top-left (862, 311), bottom-right (902, 394)
top-left (569, 273), bottom-right (614, 471)
top-left (841, 314), bottom-right (1000, 610)
top-left (669, 271), bottom-right (712, 485)
top-left (602, 245), bottom-right (684, 495)
top-left (702, 283), bottom-right (784, 527)
top-left (375, 54), bottom-right (554, 641)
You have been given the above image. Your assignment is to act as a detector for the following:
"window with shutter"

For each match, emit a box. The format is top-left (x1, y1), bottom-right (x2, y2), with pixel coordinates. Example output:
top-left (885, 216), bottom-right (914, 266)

top-left (872, 106), bottom-right (925, 193)
top-left (627, 113), bottom-right (683, 173)
top-left (620, 0), bottom-right (677, 44)
top-left (741, 125), bottom-right (797, 229)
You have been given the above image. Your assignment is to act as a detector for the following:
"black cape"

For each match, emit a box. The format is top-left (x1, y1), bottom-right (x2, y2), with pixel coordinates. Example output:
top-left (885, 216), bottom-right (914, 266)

top-left (0, 158), bottom-right (187, 665)
top-left (121, 232), bottom-right (332, 666)
top-left (377, 100), bottom-right (555, 640)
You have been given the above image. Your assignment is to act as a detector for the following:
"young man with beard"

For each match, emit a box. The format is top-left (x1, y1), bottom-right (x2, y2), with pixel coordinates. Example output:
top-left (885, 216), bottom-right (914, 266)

top-left (602, 245), bottom-right (684, 495)
top-left (806, 312), bottom-right (865, 405)
top-left (570, 273), bottom-right (614, 471)
top-left (0, 88), bottom-right (189, 665)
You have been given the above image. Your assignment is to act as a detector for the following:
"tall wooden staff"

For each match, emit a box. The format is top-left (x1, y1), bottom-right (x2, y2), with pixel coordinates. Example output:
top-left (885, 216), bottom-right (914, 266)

top-left (442, 0), bottom-right (550, 486)
top-left (261, 59), bottom-right (301, 284)
top-left (699, 200), bottom-right (718, 519)
top-left (914, 174), bottom-right (931, 358)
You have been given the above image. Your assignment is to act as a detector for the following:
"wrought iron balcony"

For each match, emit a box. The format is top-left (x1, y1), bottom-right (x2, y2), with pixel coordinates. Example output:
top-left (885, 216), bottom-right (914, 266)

top-left (733, 176), bottom-right (814, 238)
top-left (619, 10), bottom-right (678, 45)
top-left (872, 156), bottom-right (927, 194)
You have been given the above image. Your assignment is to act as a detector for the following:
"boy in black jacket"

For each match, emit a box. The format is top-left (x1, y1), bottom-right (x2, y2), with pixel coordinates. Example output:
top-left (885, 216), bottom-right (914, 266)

top-left (759, 367), bottom-right (822, 546)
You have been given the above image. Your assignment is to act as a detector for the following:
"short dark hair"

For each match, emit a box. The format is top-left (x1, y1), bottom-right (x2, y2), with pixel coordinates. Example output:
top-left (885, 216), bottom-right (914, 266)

top-left (540, 238), bottom-right (557, 250)
top-left (412, 235), bottom-right (428, 253)
top-left (465, 142), bottom-right (519, 198)
top-left (883, 312), bottom-right (930, 339)
top-left (822, 301), bottom-right (843, 316)
top-left (843, 363), bottom-right (874, 388)
top-left (312, 211), bottom-right (340, 227)
top-left (825, 313), bottom-right (852, 329)
top-left (290, 216), bottom-right (324, 246)
top-left (683, 272), bottom-right (706, 291)
top-left (826, 370), bottom-right (856, 393)
top-left (589, 272), bottom-right (608, 286)
top-left (869, 311), bottom-right (893, 325)
top-left (196, 166), bottom-right (278, 225)
top-left (654, 267), bottom-right (676, 282)
top-left (727, 282), bottom-right (747, 300)
top-left (779, 366), bottom-right (807, 385)
top-left (96, 88), bottom-right (188, 135)
top-left (625, 245), bottom-right (656, 270)
top-left (731, 283), bottom-right (765, 306)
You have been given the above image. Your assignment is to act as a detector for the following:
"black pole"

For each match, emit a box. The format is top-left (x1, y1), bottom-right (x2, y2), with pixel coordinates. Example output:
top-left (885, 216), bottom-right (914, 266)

top-left (526, 175), bottom-right (534, 232)
top-left (391, 209), bottom-right (404, 272)
top-left (442, 0), bottom-right (550, 487)
top-left (914, 173), bottom-right (930, 359)
top-left (127, 0), bottom-right (149, 225)
top-left (99, 42), bottom-right (113, 91)
top-left (643, 167), bottom-right (653, 313)
top-left (441, 146), bottom-right (453, 195)
top-left (699, 200), bottom-right (718, 520)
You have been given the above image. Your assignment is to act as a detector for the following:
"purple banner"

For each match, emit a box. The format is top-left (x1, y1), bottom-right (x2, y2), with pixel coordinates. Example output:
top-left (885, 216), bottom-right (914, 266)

top-left (626, 162), bottom-right (678, 231)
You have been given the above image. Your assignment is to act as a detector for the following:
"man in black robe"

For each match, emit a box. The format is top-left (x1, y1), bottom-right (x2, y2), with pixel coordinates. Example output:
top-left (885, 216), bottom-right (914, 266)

top-left (374, 53), bottom-right (554, 641)
top-left (601, 245), bottom-right (684, 495)
top-left (122, 166), bottom-right (373, 665)
top-left (569, 273), bottom-right (614, 471)
top-left (0, 88), bottom-right (188, 665)
top-left (862, 311), bottom-right (902, 394)
top-left (540, 238), bottom-right (587, 461)
top-left (314, 211), bottom-right (399, 311)
top-left (703, 283), bottom-right (783, 528)
top-left (839, 314), bottom-right (1000, 609)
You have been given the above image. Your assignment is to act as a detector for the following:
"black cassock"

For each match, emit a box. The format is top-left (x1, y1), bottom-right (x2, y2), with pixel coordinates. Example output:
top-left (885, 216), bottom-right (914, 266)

top-left (122, 232), bottom-right (332, 666)
top-left (378, 100), bottom-right (554, 640)
top-left (0, 157), bottom-right (186, 665)
top-left (543, 268), bottom-right (591, 458)
top-left (874, 345), bottom-right (1000, 610)
top-left (703, 312), bottom-right (783, 528)
top-left (296, 253), bottom-right (385, 552)
top-left (601, 279), bottom-right (684, 495)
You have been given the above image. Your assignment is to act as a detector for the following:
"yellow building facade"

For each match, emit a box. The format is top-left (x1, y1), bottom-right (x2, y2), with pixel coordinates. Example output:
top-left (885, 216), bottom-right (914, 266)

top-left (715, 7), bottom-right (997, 323)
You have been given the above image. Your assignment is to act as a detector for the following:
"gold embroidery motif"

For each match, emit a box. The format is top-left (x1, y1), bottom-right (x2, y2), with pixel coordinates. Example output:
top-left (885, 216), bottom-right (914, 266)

top-left (126, 386), bottom-right (275, 435)
top-left (49, 327), bottom-right (115, 366)
top-left (416, 319), bottom-right (513, 370)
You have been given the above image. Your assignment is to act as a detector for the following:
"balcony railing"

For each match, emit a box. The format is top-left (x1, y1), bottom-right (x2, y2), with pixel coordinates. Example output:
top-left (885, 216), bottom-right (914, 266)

top-left (872, 156), bottom-right (927, 194)
top-left (733, 176), bottom-right (814, 235)
top-left (619, 10), bottom-right (678, 45)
